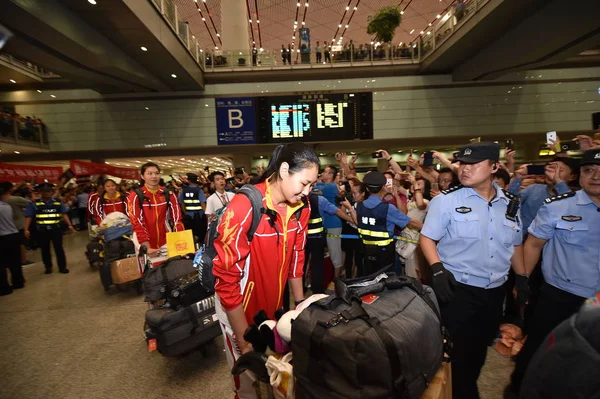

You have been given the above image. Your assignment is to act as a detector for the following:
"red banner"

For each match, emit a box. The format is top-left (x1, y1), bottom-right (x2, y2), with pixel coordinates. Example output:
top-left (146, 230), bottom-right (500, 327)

top-left (70, 160), bottom-right (139, 180)
top-left (0, 163), bottom-right (63, 183)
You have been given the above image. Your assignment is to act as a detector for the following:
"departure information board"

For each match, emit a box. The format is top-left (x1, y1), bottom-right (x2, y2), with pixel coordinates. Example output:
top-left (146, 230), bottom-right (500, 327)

top-left (257, 93), bottom-right (372, 143)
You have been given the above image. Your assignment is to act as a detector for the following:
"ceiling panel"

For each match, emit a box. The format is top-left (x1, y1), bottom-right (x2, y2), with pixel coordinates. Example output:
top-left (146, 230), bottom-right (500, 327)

top-left (174, 0), bottom-right (454, 51)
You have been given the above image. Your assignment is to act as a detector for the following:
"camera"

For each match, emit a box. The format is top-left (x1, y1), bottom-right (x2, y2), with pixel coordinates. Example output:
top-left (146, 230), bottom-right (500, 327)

top-left (372, 151), bottom-right (383, 159)
top-left (335, 192), bottom-right (353, 206)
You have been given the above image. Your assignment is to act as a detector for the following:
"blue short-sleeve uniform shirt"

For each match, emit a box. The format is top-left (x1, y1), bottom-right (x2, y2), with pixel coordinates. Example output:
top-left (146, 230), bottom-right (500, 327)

top-left (421, 184), bottom-right (522, 289)
top-left (528, 190), bottom-right (600, 298)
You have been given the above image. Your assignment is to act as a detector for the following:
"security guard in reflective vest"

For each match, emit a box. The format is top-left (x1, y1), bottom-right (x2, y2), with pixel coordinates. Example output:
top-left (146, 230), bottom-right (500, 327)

top-left (305, 189), bottom-right (352, 293)
top-left (24, 183), bottom-right (75, 274)
top-left (506, 148), bottom-right (600, 397)
top-left (353, 172), bottom-right (423, 276)
top-left (178, 173), bottom-right (207, 245)
top-left (420, 142), bottom-right (528, 399)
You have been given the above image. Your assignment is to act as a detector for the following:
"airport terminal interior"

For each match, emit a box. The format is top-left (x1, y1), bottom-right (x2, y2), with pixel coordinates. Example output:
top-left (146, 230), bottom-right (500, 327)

top-left (0, 0), bottom-right (599, 398)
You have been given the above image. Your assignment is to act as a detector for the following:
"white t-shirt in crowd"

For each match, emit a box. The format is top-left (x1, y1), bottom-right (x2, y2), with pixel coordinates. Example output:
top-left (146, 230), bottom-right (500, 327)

top-left (205, 191), bottom-right (236, 216)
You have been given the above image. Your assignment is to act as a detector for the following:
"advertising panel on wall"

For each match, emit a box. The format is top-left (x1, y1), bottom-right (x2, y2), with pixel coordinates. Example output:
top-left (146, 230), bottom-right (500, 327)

top-left (215, 97), bottom-right (256, 145)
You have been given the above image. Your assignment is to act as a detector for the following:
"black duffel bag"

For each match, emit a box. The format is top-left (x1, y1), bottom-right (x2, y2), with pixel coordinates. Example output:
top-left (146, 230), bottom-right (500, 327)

top-left (293, 274), bottom-right (447, 399)
top-left (520, 292), bottom-right (600, 399)
top-left (142, 254), bottom-right (196, 303)
top-left (145, 296), bottom-right (221, 357)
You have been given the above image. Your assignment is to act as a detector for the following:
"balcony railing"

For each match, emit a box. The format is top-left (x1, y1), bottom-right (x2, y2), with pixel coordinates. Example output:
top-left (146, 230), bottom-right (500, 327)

top-left (0, 53), bottom-right (61, 78)
top-left (0, 119), bottom-right (49, 149)
top-left (203, 0), bottom-right (491, 72)
top-left (203, 45), bottom-right (419, 71)
top-left (148, 0), bottom-right (204, 70)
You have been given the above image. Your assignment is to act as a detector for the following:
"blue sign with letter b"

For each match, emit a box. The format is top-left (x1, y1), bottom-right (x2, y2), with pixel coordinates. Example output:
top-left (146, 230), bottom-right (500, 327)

top-left (215, 97), bottom-right (256, 145)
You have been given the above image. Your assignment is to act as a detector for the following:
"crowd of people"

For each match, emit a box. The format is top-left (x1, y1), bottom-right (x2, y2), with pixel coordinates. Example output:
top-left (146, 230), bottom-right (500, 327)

top-left (1, 133), bottom-right (599, 398)
top-left (0, 105), bottom-right (47, 142)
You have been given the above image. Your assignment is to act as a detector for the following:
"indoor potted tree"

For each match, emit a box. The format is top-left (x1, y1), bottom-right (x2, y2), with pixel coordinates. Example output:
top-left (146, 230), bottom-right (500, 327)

top-left (367, 6), bottom-right (402, 60)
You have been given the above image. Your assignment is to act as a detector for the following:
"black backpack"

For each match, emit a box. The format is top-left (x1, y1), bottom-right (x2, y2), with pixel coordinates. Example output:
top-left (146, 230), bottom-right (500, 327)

top-left (520, 292), bottom-right (600, 399)
top-left (197, 184), bottom-right (306, 293)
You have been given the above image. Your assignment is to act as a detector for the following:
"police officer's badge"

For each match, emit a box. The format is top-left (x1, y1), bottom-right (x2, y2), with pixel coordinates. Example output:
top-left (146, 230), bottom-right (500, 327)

top-left (455, 206), bottom-right (472, 214)
top-left (561, 215), bottom-right (582, 222)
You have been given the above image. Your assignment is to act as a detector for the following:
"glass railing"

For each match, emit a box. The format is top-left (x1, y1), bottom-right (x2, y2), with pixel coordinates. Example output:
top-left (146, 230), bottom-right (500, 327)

top-left (148, 0), bottom-right (204, 71)
top-left (0, 118), bottom-right (49, 149)
top-left (0, 53), bottom-right (61, 78)
top-left (202, 45), bottom-right (419, 71)
top-left (203, 0), bottom-right (491, 72)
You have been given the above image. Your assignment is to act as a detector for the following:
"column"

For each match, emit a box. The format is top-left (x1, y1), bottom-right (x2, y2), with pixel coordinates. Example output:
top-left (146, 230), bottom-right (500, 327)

top-left (221, 0), bottom-right (251, 66)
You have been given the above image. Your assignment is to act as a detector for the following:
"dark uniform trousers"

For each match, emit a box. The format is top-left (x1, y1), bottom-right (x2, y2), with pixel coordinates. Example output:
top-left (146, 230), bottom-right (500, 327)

top-left (39, 227), bottom-right (67, 271)
top-left (510, 282), bottom-right (586, 392)
top-left (304, 236), bottom-right (326, 294)
top-left (0, 233), bottom-right (25, 292)
top-left (440, 282), bottom-right (505, 399)
top-left (184, 212), bottom-right (207, 246)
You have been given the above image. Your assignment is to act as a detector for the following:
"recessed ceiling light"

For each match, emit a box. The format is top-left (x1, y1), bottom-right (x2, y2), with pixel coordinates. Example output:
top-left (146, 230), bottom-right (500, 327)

top-left (14, 151), bottom-right (20, 154)
top-left (145, 107), bottom-right (149, 110)
top-left (88, 0), bottom-right (96, 4)
top-left (37, 90), bottom-right (42, 93)
top-left (141, 46), bottom-right (148, 51)
top-left (171, 74), bottom-right (177, 78)
top-left (50, 94), bottom-right (56, 98)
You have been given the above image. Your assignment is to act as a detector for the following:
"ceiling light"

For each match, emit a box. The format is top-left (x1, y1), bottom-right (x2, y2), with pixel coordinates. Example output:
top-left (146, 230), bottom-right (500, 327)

top-left (141, 46), bottom-right (148, 51)
top-left (353, 6), bottom-right (357, 10)
top-left (171, 74), bottom-right (177, 78)
top-left (400, 10), bottom-right (404, 15)
top-left (297, 2), bottom-right (300, 6)
top-left (9, 79), bottom-right (16, 83)
top-left (88, 0), bottom-right (97, 4)
top-left (345, 6), bottom-right (349, 10)
top-left (410, 29), bottom-right (415, 34)
top-left (428, 23), bottom-right (432, 26)
top-left (37, 90), bottom-right (42, 93)
top-left (216, 33), bottom-right (220, 37)
top-left (319, 153), bottom-right (325, 156)
top-left (249, 19), bottom-right (252, 22)
top-left (14, 151), bottom-right (20, 154)
top-left (256, 20), bottom-right (260, 23)
top-left (180, 158), bottom-right (185, 160)
top-left (427, 31), bottom-right (431, 35)
top-left (420, 31), bottom-right (424, 34)
top-left (305, 2), bottom-right (308, 6)
top-left (436, 14), bottom-right (441, 18)
top-left (338, 24), bottom-right (342, 28)
top-left (145, 107), bottom-right (149, 110)
top-left (202, 17), bottom-right (205, 21)
top-left (50, 94), bottom-right (56, 98)
top-left (345, 25), bottom-right (349, 28)
top-left (259, 155), bottom-right (264, 159)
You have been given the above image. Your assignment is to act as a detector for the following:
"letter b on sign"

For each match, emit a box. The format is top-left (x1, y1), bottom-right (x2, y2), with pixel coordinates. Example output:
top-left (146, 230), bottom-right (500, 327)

top-left (228, 109), bottom-right (243, 128)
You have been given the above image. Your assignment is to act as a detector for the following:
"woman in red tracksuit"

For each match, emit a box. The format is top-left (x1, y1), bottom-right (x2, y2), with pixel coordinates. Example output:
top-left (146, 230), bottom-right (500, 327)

top-left (127, 162), bottom-right (183, 257)
top-left (94, 179), bottom-right (127, 225)
top-left (212, 143), bottom-right (319, 399)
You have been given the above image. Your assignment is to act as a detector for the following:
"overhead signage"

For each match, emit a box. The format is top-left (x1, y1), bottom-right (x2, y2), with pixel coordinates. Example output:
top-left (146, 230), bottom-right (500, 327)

top-left (215, 97), bottom-right (256, 145)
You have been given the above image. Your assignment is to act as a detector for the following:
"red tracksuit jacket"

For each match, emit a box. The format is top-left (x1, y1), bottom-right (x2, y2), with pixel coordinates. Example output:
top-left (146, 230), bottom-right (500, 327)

top-left (94, 192), bottom-right (128, 225)
top-left (213, 180), bottom-right (310, 325)
top-left (127, 186), bottom-right (184, 249)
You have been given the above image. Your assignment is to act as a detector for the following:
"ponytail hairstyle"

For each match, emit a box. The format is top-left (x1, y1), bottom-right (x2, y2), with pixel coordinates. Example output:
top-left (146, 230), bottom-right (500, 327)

top-left (256, 143), bottom-right (320, 184)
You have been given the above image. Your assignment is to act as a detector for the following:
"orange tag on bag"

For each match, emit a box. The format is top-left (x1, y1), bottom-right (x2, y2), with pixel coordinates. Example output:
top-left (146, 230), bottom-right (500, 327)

top-left (361, 294), bottom-right (379, 304)
top-left (148, 339), bottom-right (157, 352)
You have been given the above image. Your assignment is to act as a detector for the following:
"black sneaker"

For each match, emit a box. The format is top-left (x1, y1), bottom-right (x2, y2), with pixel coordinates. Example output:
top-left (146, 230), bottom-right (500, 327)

top-left (59, 268), bottom-right (70, 274)
top-left (44, 269), bottom-right (52, 274)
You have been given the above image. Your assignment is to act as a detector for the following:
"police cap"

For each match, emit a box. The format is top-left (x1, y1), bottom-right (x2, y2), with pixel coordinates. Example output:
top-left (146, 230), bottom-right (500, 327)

top-left (36, 183), bottom-right (55, 191)
top-left (186, 173), bottom-right (198, 182)
top-left (580, 148), bottom-right (600, 166)
top-left (363, 171), bottom-right (386, 188)
top-left (455, 142), bottom-right (500, 164)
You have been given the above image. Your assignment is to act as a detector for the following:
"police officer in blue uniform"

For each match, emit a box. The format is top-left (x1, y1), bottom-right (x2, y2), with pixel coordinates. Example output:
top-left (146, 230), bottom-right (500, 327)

top-left (24, 183), bottom-right (75, 274)
top-left (506, 148), bottom-right (600, 397)
top-left (420, 142), bottom-right (529, 399)
top-left (179, 173), bottom-right (207, 245)
top-left (351, 171), bottom-right (423, 276)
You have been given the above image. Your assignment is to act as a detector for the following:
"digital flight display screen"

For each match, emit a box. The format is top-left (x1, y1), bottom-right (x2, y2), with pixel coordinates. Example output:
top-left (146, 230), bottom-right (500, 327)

top-left (258, 92), bottom-right (372, 143)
